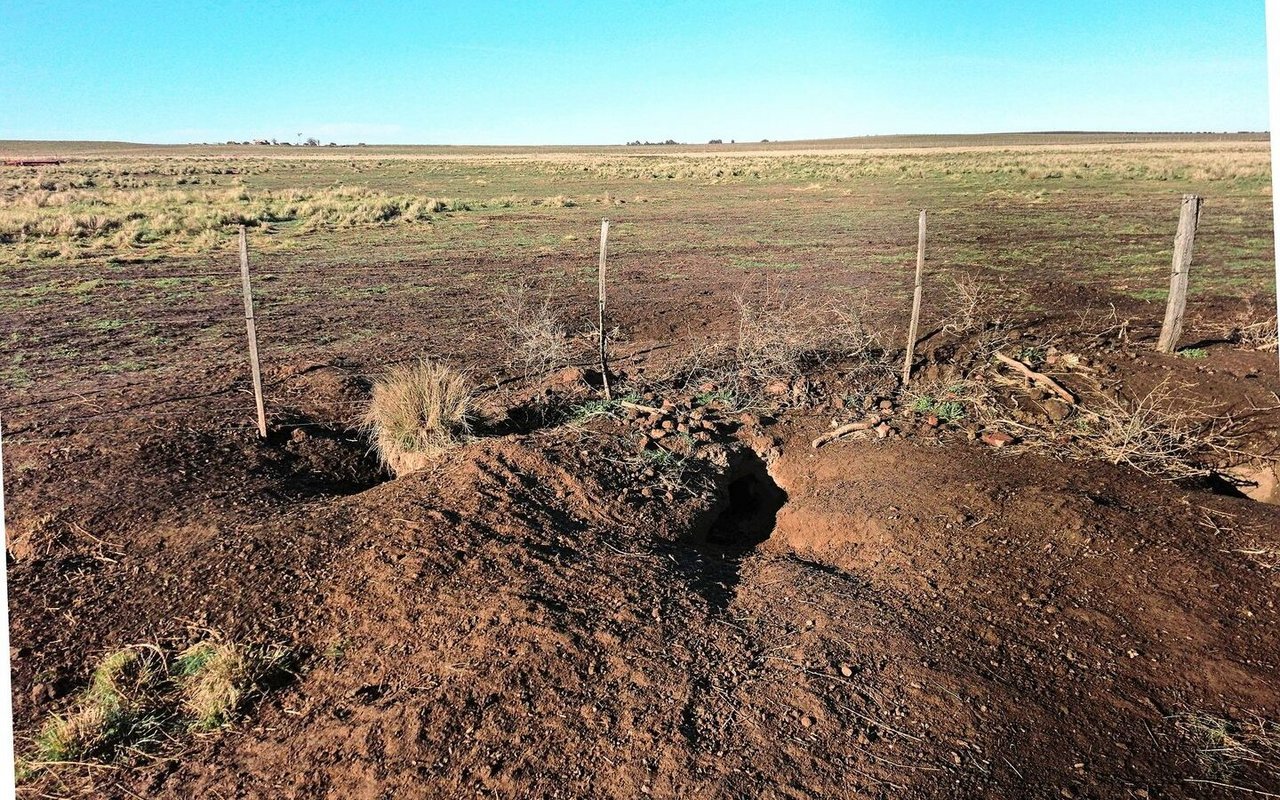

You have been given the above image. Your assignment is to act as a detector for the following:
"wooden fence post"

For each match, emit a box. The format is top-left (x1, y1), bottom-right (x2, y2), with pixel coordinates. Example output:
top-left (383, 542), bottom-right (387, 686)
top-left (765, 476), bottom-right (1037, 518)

top-left (238, 225), bottom-right (268, 438)
top-left (901, 210), bottom-right (926, 386)
top-left (597, 219), bottom-right (612, 401)
top-left (1155, 194), bottom-right (1203, 354)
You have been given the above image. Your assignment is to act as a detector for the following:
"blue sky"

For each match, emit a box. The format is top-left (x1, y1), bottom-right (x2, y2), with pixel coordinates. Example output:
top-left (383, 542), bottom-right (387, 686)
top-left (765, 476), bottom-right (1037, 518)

top-left (0, 1), bottom-right (1269, 144)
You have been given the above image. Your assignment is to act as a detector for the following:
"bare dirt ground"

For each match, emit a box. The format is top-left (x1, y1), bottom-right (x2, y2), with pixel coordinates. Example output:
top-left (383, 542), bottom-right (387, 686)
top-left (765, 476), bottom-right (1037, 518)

top-left (3, 135), bottom-right (1279, 798)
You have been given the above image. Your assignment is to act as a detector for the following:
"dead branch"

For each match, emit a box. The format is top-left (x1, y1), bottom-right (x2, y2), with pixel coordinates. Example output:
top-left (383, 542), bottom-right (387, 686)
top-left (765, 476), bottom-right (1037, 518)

top-left (993, 352), bottom-right (1075, 405)
top-left (812, 416), bottom-right (882, 448)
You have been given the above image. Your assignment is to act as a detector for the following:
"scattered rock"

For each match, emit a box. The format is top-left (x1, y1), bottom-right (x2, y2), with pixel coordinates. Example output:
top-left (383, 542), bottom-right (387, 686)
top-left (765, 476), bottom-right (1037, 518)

top-left (981, 431), bottom-right (1016, 448)
top-left (556, 367), bottom-right (586, 385)
top-left (1042, 399), bottom-right (1071, 423)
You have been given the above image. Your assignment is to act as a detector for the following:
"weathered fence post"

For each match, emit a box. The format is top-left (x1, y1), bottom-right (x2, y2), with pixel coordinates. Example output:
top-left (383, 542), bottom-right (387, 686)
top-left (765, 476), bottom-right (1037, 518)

top-left (902, 210), bottom-right (926, 386)
top-left (1155, 194), bottom-right (1203, 354)
top-left (597, 218), bottom-right (612, 401)
top-left (238, 225), bottom-right (268, 438)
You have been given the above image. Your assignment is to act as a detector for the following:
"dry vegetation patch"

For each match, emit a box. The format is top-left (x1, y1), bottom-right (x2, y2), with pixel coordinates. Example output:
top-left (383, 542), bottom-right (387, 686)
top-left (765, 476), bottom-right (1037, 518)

top-left (1173, 712), bottom-right (1280, 794)
top-left (22, 636), bottom-right (290, 779)
top-left (362, 359), bottom-right (473, 475)
top-left (678, 284), bottom-right (890, 406)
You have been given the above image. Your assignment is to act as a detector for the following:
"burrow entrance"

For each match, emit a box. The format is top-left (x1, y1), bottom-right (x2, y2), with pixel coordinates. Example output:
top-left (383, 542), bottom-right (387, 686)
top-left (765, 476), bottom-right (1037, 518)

top-left (704, 454), bottom-right (788, 549)
top-left (675, 449), bottom-right (787, 612)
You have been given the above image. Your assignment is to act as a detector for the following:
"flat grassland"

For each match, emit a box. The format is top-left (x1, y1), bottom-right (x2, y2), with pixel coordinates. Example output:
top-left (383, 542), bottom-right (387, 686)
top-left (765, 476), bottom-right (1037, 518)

top-left (3, 134), bottom-right (1279, 799)
top-left (0, 134), bottom-right (1273, 413)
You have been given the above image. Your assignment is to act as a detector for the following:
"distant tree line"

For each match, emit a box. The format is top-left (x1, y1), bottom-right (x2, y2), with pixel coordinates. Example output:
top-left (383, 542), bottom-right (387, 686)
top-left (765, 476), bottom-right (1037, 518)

top-left (222, 139), bottom-right (362, 147)
top-left (625, 139), bottom-right (744, 146)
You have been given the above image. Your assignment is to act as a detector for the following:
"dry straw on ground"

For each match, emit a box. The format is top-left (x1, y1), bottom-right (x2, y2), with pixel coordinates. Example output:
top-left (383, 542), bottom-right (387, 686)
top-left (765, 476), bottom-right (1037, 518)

top-left (363, 359), bottom-right (473, 475)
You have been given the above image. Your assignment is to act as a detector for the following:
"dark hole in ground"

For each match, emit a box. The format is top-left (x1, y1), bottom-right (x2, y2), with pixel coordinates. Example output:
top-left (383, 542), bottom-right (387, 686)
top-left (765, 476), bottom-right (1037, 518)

top-left (705, 464), bottom-right (788, 549)
top-left (673, 449), bottom-right (788, 612)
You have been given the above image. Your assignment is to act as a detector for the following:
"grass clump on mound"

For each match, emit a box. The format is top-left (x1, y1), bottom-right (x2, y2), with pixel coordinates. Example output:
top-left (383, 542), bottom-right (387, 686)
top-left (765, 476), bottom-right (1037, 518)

top-left (363, 359), bottom-right (473, 475)
top-left (30, 646), bottom-right (169, 766)
top-left (22, 636), bottom-right (292, 779)
top-left (173, 641), bottom-right (252, 731)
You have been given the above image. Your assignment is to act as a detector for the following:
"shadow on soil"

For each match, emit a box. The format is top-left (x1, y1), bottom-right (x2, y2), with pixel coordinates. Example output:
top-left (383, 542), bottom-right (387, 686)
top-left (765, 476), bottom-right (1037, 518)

top-left (674, 450), bottom-right (788, 612)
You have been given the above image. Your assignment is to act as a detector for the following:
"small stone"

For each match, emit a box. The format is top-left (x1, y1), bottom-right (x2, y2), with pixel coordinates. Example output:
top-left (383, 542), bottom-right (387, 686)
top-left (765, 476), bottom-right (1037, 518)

top-left (801, 715), bottom-right (815, 728)
top-left (840, 664), bottom-right (853, 677)
top-left (924, 414), bottom-right (939, 428)
top-left (879, 399), bottom-right (894, 412)
top-left (739, 413), bottom-right (760, 427)
top-left (981, 431), bottom-right (1016, 448)
top-left (640, 487), bottom-right (654, 498)
top-left (875, 422), bottom-right (891, 439)
top-left (1042, 399), bottom-right (1071, 423)
top-left (648, 428), bottom-right (668, 440)
top-left (290, 427), bottom-right (308, 443)
top-left (661, 419), bottom-right (675, 431)
top-left (557, 366), bottom-right (586, 384)
top-left (765, 380), bottom-right (790, 397)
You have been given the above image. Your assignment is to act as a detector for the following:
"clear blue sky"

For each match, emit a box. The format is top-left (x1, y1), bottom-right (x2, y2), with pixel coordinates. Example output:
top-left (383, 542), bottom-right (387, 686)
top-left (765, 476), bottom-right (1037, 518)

top-left (0, 1), bottom-right (1269, 144)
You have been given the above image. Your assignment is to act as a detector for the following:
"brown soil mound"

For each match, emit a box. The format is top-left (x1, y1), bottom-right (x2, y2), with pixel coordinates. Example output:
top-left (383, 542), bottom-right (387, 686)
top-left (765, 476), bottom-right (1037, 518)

top-left (14, 418), bottom-right (1277, 798)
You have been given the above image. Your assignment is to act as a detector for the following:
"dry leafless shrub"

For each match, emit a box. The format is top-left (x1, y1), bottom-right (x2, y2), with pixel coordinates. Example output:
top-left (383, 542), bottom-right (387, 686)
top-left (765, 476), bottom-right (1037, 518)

top-left (495, 283), bottom-right (573, 381)
top-left (940, 273), bottom-right (985, 335)
top-left (673, 285), bottom-right (887, 406)
top-left (734, 288), bottom-right (878, 382)
top-left (995, 380), bottom-right (1229, 480)
top-left (1238, 316), bottom-right (1278, 352)
top-left (362, 359), bottom-right (472, 475)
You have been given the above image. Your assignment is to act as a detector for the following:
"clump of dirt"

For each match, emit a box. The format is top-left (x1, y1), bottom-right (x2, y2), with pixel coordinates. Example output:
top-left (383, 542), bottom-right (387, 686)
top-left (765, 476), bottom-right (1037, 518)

top-left (270, 361), bottom-right (372, 428)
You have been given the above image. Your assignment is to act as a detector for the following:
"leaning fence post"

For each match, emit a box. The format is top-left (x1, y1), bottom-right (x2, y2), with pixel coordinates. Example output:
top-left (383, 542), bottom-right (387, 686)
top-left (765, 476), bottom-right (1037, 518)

top-left (597, 218), bottom-right (612, 401)
top-left (238, 225), bottom-right (268, 438)
top-left (901, 210), bottom-right (927, 386)
top-left (1155, 194), bottom-right (1203, 354)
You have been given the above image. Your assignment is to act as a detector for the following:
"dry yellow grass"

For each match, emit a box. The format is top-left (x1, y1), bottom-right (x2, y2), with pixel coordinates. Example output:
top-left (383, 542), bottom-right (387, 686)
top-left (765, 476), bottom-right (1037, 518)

top-left (173, 642), bottom-right (248, 730)
top-left (363, 359), bottom-right (473, 475)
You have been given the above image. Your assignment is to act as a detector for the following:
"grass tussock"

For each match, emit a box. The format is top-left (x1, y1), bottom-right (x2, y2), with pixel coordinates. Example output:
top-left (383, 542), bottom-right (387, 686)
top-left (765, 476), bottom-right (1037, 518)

top-left (23, 636), bottom-right (290, 779)
top-left (31, 647), bottom-right (169, 766)
top-left (363, 359), bottom-right (473, 475)
top-left (173, 641), bottom-right (250, 730)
